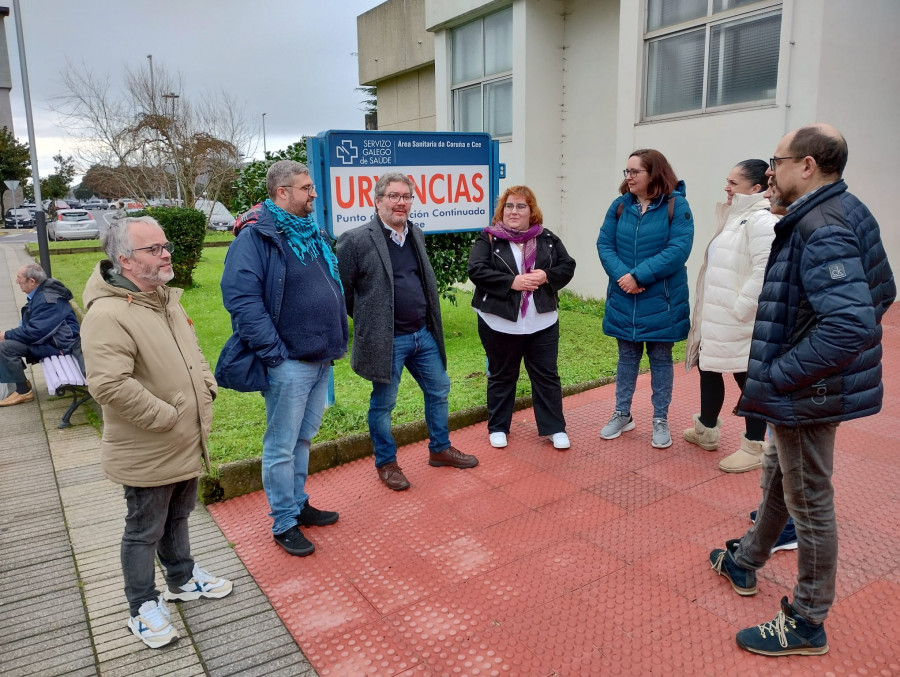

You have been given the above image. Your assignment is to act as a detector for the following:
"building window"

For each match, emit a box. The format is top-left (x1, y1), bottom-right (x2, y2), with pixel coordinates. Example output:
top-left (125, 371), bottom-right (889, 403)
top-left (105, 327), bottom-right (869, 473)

top-left (451, 7), bottom-right (513, 138)
top-left (644, 0), bottom-right (781, 119)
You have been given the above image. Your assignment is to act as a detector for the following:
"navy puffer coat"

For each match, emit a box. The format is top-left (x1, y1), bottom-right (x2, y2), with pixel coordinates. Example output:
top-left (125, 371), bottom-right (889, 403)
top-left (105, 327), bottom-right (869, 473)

top-left (597, 180), bottom-right (694, 342)
top-left (5, 278), bottom-right (81, 360)
top-left (738, 180), bottom-right (895, 425)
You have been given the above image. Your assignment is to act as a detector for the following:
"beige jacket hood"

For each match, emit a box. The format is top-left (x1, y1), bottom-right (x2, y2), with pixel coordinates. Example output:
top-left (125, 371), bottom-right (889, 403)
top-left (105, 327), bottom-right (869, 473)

top-left (81, 261), bottom-right (216, 487)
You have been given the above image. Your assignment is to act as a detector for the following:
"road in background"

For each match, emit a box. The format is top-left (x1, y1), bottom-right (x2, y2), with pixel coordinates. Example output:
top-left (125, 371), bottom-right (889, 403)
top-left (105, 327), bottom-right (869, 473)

top-left (0, 208), bottom-right (113, 244)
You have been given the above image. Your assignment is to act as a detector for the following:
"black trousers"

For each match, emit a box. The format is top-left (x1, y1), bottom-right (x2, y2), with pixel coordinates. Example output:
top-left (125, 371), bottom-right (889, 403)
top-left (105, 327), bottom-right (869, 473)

top-left (698, 367), bottom-right (767, 441)
top-left (477, 317), bottom-right (566, 436)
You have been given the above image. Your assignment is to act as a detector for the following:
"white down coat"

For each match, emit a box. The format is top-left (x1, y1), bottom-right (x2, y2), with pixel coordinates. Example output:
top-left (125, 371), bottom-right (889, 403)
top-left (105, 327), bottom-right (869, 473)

top-left (685, 192), bottom-right (777, 373)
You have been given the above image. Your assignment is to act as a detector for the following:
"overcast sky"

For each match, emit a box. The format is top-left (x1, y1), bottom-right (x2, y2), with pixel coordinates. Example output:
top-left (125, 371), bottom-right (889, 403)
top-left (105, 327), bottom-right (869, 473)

top-left (4, 0), bottom-right (383, 185)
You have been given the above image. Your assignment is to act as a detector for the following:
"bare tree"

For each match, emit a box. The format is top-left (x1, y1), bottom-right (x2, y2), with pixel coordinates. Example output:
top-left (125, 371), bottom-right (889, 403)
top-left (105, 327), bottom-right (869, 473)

top-left (54, 60), bottom-right (255, 209)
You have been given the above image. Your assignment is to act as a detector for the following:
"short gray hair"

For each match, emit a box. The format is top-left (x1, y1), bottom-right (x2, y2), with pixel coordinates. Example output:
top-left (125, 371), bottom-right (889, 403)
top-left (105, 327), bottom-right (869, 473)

top-left (266, 160), bottom-right (310, 200)
top-left (20, 262), bottom-right (47, 284)
top-left (103, 216), bottom-right (163, 274)
top-left (374, 172), bottom-right (414, 200)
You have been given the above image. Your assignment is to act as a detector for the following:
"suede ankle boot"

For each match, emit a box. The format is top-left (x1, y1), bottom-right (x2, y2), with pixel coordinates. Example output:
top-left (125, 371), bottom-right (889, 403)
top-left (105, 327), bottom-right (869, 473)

top-left (719, 434), bottom-right (767, 473)
top-left (683, 414), bottom-right (722, 451)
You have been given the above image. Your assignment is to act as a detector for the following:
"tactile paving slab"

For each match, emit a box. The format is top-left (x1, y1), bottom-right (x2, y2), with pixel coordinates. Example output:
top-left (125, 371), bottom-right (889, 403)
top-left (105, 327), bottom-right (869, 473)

top-left (209, 307), bottom-right (900, 675)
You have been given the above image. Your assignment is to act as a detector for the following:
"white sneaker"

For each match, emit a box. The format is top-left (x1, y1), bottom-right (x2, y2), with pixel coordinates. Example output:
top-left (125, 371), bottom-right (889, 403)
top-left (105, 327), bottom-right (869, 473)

top-left (551, 432), bottom-right (570, 449)
top-left (128, 595), bottom-right (178, 649)
top-left (163, 564), bottom-right (233, 602)
top-left (489, 432), bottom-right (508, 448)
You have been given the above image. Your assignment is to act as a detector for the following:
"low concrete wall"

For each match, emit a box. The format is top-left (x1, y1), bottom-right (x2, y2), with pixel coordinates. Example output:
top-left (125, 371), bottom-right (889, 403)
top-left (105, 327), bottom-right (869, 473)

top-left (200, 375), bottom-right (616, 504)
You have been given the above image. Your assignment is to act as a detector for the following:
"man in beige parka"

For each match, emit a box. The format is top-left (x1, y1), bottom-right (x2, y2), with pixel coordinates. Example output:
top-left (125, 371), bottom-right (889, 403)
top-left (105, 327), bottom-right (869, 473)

top-left (81, 217), bottom-right (232, 649)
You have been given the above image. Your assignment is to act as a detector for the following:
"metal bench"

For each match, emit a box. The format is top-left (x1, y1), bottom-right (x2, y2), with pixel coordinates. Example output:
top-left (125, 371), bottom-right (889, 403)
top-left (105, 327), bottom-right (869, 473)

top-left (41, 354), bottom-right (93, 429)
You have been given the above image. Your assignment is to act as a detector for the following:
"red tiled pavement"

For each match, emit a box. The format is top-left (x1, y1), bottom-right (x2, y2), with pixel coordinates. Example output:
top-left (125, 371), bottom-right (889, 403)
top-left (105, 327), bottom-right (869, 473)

top-left (209, 307), bottom-right (900, 676)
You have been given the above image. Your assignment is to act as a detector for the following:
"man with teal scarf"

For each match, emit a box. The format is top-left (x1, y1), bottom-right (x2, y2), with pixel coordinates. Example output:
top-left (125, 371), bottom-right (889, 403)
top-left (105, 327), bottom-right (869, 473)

top-left (218, 161), bottom-right (348, 557)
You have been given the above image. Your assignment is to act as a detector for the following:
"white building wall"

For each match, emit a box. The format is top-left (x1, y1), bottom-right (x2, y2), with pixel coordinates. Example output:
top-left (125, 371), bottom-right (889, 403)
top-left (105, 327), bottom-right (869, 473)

top-left (422, 0), bottom-right (900, 299)
top-left (816, 0), bottom-right (900, 277)
top-left (555, 0), bottom-right (620, 296)
top-left (375, 70), bottom-right (437, 131)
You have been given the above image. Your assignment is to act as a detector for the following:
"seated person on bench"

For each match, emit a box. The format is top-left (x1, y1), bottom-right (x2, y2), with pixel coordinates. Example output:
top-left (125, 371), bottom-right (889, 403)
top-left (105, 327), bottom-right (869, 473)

top-left (0, 262), bottom-right (81, 407)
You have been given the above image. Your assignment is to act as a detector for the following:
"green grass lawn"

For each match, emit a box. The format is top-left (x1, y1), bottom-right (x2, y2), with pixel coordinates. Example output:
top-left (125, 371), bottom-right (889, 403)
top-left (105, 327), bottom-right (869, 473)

top-left (22, 230), bottom-right (233, 254)
top-left (45, 247), bottom-right (682, 473)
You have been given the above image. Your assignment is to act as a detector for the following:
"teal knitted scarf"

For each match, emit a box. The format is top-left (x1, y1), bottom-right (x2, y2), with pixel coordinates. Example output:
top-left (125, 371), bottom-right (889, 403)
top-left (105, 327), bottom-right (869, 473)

top-left (265, 199), bottom-right (343, 293)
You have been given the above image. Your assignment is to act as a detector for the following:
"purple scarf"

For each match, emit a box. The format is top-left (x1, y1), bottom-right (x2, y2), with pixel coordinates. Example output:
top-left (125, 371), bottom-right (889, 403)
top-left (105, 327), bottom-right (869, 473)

top-left (484, 222), bottom-right (544, 317)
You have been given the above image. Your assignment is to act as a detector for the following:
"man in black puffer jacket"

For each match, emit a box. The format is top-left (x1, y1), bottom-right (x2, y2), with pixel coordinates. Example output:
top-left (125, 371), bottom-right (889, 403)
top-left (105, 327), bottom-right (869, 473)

top-left (708, 124), bottom-right (895, 657)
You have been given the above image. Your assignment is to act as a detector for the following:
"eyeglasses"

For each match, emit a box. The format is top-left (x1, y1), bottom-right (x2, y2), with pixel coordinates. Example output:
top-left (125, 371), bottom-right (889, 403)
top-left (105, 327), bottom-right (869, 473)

top-left (623, 169), bottom-right (648, 178)
top-left (384, 192), bottom-right (414, 203)
top-left (280, 183), bottom-right (317, 194)
top-left (504, 203), bottom-right (529, 212)
top-left (133, 242), bottom-right (174, 257)
top-left (769, 156), bottom-right (805, 171)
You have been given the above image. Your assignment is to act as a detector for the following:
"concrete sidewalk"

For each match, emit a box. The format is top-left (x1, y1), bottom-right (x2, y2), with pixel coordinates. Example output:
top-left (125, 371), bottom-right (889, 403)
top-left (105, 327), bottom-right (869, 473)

top-left (0, 243), bottom-right (316, 677)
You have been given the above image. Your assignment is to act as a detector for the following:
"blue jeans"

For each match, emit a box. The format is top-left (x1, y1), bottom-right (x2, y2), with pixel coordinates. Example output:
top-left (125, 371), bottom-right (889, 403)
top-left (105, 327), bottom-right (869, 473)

top-left (735, 422), bottom-right (838, 625)
top-left (262, 359), bottom-right (330, 535)
top-left (369, 327), bottom-right (451, 467)
top-left (614, 339), bottom-right (674, 419)
top-left (122, 478), bottom-right (197, 616)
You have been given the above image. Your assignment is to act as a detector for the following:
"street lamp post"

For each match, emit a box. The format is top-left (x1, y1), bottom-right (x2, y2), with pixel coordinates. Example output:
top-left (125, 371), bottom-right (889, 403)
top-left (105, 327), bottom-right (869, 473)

top-left (147, 54), bottom-right (155, 115)
top-left (262, 112), bottom-right (267, 156)
top-left (161, 92), bottom-right (180, 203)
top-left (12, 0), bottom-right (50, 275)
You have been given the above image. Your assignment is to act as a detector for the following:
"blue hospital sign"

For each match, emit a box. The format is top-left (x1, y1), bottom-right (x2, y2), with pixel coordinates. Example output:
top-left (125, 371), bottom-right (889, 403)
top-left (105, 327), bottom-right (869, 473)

top-left (308, 131), bottom-right (500, 237)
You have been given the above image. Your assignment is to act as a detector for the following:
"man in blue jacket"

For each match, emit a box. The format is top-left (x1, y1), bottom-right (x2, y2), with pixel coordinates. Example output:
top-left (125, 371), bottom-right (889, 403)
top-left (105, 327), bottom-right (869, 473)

top-left (217, 160), bottom-right (348, 557)
top-left (1, 262), bottom-right (81, 406)
top-left (709, 124), bottom-right (896, 656)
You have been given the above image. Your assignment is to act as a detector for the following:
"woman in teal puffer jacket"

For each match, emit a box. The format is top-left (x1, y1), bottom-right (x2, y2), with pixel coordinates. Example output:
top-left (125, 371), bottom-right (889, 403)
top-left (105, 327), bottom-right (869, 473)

top-left (596, 148), bottom-right (694, 448)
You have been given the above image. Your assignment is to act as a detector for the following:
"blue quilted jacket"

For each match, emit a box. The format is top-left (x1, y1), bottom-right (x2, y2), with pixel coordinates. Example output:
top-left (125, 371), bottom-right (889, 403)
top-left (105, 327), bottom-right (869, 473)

top-left (597, 180), bottom-right (694, 342)
top-left (5, 278), bottom-right (81, 360)
top-left (738, 181), bottom-right (896, 425)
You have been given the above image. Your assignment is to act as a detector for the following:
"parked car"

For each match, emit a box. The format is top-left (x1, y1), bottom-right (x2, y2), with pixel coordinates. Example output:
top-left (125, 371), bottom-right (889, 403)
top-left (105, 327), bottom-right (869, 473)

top-left (111, 199), bottom-right (147, 219)
top-left (83, 199), bottom-right (109, 210)
top-left (48, 209), bottom-right (100, 241)
top-left (43, 199), bottom-right (70, 211)
top-left (194, 198), bottom-right (236, 231)
top-left (4, 207), bottom-right (34, 228)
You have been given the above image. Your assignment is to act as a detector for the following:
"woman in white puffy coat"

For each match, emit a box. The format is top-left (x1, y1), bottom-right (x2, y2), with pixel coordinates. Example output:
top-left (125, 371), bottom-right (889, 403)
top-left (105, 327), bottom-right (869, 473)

top-left (683, 159), bottom-right (777, 472)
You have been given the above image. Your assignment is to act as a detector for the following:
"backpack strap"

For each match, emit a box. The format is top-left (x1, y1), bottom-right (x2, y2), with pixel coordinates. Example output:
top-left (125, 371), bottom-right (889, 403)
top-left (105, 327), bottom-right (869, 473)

top-left (616, 196), bottom-right (675, 224)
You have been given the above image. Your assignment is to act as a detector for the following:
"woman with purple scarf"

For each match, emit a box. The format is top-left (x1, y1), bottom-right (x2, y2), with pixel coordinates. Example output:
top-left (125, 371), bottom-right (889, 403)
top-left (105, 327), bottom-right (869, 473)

top-left (468, 186), bottom-right (576, 450)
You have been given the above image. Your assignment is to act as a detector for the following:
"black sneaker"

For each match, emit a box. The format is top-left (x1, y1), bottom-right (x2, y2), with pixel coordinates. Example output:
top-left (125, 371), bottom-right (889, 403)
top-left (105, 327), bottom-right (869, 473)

top-left (736, 596), bottom-right (829, 656)
top-left (709, 538), bottom-right (757, 595)
top-left (273, 525), bottom-right (315, 557)
top-left (298, 501), bottom-right (339, 527)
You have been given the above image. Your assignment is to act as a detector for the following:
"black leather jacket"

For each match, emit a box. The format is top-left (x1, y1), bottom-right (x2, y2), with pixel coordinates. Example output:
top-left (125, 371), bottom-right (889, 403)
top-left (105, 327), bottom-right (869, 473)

top-left (468, 228), bottom-right (576, 322)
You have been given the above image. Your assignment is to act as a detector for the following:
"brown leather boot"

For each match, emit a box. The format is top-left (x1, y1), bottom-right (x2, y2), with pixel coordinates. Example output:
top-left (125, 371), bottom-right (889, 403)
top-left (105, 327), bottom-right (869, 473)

top-left (377, 462), bottom-right (410, 491)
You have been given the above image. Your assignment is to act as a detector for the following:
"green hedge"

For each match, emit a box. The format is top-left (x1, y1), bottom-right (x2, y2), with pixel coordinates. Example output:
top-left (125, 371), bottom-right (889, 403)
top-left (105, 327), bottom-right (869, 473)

top-left (148, 207), bottom-right (207, 287)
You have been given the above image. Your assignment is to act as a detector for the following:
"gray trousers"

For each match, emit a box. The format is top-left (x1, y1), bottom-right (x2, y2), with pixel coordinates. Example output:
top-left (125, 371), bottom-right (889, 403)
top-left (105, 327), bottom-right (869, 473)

top-left (121, 478), bottom-right (198, 616)
top-left (0, 339), bottom-right (31, 387)
top-left (735, 422), bottom-right (839, 624)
